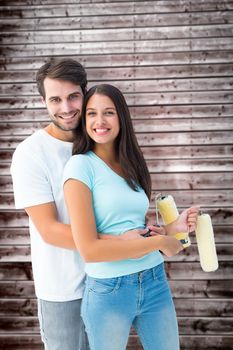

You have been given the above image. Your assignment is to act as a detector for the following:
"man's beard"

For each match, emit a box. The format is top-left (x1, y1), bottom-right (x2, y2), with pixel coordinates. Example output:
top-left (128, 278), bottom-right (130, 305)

top-left (50, 110), bottom-right (81, 131)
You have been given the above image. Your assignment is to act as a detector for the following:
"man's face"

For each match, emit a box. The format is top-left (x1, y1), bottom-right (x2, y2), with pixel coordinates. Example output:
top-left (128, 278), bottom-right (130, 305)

top-left (43, 77), bottom-right (84, 132)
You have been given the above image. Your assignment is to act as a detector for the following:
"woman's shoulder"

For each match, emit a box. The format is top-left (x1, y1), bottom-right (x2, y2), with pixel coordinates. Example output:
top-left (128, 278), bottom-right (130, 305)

top-left (68, 151), bottom-right (92, 164)
top-left (63, 152), bottom-right (95, 184)
top-left (64, 152), bottom-right (94, 173)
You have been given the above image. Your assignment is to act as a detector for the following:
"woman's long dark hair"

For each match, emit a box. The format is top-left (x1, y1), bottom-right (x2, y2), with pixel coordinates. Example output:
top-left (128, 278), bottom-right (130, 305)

top-left (73, 84), bottom-right (151, 199)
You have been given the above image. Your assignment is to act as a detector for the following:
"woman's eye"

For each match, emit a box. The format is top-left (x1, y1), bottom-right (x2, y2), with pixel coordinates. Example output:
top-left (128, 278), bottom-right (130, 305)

top-left (87, 112), bottom-right (96, 117)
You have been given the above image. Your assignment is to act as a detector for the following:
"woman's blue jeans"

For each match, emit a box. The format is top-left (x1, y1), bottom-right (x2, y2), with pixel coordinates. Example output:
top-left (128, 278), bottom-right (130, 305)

top-left (81, 263), bottom-right (179, 350)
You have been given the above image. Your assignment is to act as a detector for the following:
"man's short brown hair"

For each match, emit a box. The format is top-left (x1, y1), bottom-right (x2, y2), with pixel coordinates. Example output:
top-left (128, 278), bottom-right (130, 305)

top-left (36, 58), bottom-right (87, 99)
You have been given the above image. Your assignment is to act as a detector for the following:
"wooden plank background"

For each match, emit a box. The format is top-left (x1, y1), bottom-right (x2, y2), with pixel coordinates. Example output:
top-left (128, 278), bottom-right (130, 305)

top-left (0, 0), bottom-right (233, 349)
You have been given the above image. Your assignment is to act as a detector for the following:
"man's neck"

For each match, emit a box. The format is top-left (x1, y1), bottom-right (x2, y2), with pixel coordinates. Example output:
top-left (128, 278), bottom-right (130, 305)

top-left (44, 123), bottom-right (74, 142)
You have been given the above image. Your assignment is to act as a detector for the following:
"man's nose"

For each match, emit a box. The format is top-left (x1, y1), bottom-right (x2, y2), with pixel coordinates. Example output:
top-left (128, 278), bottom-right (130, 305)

top-left (61, 100), bottom-right (72, 113)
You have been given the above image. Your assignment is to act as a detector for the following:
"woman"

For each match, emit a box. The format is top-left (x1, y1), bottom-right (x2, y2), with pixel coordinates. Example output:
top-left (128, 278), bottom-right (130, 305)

top-left (63, 84), bottom-right (199, 350)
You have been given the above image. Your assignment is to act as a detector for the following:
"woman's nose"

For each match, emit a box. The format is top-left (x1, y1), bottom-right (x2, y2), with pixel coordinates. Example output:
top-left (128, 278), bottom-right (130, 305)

top-left (95, 113), bottom-right (106, 124)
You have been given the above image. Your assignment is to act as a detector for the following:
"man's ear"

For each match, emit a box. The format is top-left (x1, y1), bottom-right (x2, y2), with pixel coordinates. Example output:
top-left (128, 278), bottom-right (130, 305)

top-left (41, 96), bottom-right (46, 106)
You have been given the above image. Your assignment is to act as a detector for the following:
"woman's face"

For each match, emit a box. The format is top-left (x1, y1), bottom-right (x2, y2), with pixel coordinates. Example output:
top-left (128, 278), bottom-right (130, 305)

top-left (85, 93), bottom-right (120, 146)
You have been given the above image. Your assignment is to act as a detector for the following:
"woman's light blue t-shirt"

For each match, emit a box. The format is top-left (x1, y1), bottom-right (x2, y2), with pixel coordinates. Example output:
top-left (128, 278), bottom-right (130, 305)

top-left (63, 151), bottom-right (163, 278)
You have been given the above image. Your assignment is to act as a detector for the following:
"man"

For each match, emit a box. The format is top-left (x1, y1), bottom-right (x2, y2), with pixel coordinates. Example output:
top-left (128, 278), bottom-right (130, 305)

top-left (11, 58), bottom-right (90, 349)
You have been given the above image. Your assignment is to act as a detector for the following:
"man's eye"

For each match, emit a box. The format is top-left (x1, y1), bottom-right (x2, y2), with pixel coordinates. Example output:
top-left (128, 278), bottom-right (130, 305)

top-left (51, 98), bottom-right (60, 103)
top-left (69, 94), bottom-right (79, 100)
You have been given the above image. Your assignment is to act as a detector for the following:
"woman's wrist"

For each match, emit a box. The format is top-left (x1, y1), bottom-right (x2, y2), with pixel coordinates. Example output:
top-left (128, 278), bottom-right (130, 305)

top-left (151, 234), bottom-right (165, 250)
top-left (164, 222), bottom-right (176, 236)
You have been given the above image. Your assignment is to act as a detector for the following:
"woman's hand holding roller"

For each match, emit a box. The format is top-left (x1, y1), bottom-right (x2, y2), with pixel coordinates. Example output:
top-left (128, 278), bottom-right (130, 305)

top-left (165, 205), bottom-right (200, 236)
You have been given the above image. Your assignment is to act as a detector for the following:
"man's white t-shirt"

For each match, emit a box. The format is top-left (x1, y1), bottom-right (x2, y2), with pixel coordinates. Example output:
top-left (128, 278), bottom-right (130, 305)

top-left (10, 129), bottom-right (85, 301)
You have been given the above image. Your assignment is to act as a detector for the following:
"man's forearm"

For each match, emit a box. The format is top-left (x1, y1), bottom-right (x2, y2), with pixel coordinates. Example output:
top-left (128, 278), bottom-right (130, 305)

top-left (42, 221), bottom-right (77, 250)
top-left (43, 223), bottom-right (128, 250)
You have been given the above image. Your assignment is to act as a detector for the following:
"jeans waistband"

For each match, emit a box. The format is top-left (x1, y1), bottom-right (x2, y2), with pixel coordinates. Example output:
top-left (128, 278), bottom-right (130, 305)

top-left (117, 263), bottom-right (164, 284)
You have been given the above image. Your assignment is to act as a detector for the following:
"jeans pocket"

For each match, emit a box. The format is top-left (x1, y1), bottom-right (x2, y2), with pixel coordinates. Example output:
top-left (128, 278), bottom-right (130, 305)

top-left (87, 276), bottom-right (121, 295)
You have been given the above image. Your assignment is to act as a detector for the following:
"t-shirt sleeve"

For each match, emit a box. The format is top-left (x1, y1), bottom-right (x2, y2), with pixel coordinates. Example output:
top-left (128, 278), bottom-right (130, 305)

top-left (10, 147), bottom-right (54, 209)
top-left (63, 155), bottom-right (93, 190)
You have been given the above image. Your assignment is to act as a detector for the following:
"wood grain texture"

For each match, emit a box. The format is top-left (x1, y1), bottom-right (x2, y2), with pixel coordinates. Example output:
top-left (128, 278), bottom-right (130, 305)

top-left (0, 0), bottom-right (232, 348)
top-left (1, 64), bottom-right (233, 82)
top-left (0, 104), bottom-right (232, 121)
top-left (2, 38), bottom-right (233, 57)
top-left (1, 11), bottom-right (233, 33)
top-left (1, 51), bottom-right (233, 72)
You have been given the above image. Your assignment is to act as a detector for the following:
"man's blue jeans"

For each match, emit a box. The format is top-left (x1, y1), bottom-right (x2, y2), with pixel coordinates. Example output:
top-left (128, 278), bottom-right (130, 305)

top-left (38, 298), bottom-right (89, 350)
top-left (81, 263), bottom-right (179, 350)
